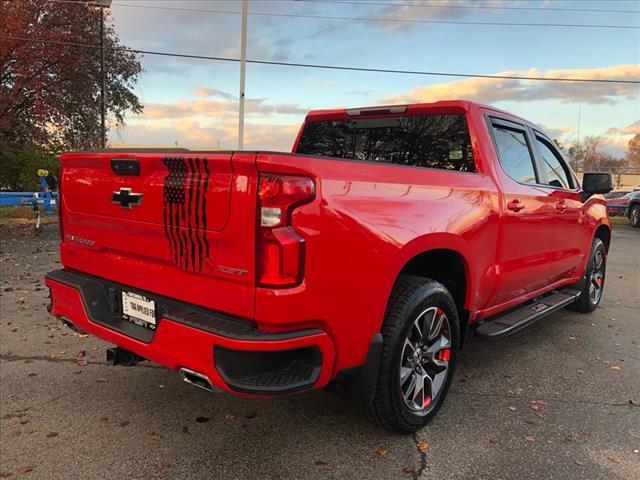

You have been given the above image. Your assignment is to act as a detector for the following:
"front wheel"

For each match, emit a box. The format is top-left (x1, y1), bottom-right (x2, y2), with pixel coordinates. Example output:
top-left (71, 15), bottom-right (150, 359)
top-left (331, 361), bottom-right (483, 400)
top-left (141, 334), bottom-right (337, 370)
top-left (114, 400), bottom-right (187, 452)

top-left (630, 205), bottom-right (640, 228)
top-left (363, 275), bottom-right (459, 433)
top-left (568, 237), bottom-right (607, 313)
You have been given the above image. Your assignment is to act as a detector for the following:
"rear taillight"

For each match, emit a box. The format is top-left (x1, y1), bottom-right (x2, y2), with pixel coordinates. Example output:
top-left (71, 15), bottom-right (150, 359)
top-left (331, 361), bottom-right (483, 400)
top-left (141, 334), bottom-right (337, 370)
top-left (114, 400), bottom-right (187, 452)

top-left (257, 174), bottom-right (315, 287)
top-left (58, 168), bottom-right (63, 241)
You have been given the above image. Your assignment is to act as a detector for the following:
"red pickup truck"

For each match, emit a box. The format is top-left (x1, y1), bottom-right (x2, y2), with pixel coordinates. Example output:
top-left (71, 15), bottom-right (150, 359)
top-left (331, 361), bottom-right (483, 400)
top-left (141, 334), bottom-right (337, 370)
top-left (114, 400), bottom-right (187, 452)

top-left (46, 100), bottom-right (613, 433)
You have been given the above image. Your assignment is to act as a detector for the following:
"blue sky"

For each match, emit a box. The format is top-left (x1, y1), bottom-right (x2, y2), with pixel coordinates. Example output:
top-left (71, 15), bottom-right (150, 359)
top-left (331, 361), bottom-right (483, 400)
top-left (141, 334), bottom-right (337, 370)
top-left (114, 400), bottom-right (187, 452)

top-left (107, 0), bottom-right (640, 155)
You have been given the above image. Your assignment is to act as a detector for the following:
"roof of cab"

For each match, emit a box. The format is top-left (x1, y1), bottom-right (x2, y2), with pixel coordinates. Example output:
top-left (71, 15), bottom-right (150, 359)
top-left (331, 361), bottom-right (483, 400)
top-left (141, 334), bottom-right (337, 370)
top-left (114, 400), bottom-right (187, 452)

top-left (304, 100), bottom-right (531, 126)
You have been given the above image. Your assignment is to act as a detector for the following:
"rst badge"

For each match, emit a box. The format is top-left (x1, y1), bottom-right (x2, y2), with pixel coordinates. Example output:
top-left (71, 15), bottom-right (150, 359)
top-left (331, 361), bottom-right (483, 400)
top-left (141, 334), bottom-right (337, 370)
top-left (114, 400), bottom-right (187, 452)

top-left (112, 188), bottom-right (143, 208)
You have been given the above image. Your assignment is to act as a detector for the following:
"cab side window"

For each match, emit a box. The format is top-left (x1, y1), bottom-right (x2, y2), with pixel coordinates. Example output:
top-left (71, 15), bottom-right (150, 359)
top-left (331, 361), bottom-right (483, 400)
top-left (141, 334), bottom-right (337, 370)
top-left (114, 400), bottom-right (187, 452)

top-left (535, 136), bottom-right (573, 189)
top-left (491, 124), bottom-right (538, 184)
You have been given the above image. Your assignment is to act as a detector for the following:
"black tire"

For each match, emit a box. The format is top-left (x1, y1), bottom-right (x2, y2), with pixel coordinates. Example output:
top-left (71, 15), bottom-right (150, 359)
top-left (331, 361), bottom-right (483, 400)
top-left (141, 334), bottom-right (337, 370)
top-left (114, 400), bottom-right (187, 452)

top-left (363, 275), bottom-right (460, 433)
top-left (630, 205), bottom-right (640, 228)
top-left (567, 238), bottom-right (606, 313)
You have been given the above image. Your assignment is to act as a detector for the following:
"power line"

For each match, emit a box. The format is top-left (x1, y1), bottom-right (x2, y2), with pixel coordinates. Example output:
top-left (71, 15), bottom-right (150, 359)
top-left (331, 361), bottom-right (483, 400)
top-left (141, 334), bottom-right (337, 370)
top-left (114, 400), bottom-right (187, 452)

top-left (4, 35), bottom-right (640, 85)
top-left (47, 0), bottom-right (640, 30)
top-left (295, 0), bottom-right (640, 15)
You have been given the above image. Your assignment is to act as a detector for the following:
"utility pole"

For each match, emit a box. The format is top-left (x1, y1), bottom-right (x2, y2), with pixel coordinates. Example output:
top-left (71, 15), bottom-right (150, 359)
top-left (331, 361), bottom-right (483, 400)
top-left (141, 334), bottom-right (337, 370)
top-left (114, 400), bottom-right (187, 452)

top-left (238, 0), bottom-right (248, 150)
top-left (95, 0), bottom-right (112, 149)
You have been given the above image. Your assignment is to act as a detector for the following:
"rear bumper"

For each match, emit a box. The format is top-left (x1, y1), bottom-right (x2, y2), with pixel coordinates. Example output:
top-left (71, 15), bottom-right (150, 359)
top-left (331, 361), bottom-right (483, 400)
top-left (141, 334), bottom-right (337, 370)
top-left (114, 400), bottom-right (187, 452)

top-left (45, 269), bottom-right (335, 395)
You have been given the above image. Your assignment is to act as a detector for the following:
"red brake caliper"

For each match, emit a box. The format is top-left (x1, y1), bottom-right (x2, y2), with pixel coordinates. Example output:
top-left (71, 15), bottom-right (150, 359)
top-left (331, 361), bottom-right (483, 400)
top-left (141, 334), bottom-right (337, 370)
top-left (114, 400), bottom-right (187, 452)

top-left (435, 348), bottom-right (451, 362)
top-left (434, 308), bottom-right (450, 362)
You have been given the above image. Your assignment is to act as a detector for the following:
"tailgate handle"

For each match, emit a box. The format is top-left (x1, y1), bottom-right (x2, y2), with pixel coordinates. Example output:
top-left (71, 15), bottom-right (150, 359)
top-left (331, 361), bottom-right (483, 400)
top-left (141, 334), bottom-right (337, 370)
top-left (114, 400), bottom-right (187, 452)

top-left (111, 159), bottom-right (140, 176)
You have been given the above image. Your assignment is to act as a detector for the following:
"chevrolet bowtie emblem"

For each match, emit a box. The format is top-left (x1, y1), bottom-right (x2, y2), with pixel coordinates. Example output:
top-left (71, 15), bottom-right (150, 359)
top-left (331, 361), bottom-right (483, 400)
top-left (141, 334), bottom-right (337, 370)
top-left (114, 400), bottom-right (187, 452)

top-left (112, 188), bottom-right (143, 209)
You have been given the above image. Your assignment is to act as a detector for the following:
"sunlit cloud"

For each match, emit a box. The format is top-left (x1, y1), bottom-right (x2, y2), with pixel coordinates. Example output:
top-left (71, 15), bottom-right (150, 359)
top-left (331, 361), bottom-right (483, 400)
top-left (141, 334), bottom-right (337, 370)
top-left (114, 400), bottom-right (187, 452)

top-left (142, 98), bottom-right (307, 120)
top-left (384, 65), bottom-right (640, 105)
top-left (111, 118), bottom-right (299, 151)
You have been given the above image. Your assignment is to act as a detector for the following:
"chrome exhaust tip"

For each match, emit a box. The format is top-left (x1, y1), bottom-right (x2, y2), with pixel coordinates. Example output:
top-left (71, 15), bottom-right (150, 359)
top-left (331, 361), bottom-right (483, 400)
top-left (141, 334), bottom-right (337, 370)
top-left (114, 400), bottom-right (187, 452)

top-left (179, 367), bottom-right (220, 393)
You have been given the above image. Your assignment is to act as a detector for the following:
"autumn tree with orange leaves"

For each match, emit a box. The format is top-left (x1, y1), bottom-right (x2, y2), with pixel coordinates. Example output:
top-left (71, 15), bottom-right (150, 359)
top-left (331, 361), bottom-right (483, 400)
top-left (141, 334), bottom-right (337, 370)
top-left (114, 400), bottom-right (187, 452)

top-left (1, 0), bottom-right (143, 188)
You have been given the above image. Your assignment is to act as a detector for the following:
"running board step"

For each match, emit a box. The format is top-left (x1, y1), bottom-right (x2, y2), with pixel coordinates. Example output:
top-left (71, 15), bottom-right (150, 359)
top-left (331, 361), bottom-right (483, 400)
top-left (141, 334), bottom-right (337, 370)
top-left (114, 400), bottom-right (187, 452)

top-left (476, 289), bottom-right (580, 339)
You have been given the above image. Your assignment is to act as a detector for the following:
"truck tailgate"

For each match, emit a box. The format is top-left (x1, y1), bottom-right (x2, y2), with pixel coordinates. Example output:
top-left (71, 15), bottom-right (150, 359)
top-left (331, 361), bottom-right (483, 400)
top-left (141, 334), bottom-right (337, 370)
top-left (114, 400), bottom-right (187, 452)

top-left (59, 151), bottom-right (258, 319)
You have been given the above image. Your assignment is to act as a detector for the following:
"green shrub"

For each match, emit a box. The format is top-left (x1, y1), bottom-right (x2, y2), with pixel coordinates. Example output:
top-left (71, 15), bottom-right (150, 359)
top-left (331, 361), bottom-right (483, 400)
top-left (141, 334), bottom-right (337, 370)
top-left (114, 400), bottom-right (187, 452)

top-left (0, 146), bottom-right (59, 191)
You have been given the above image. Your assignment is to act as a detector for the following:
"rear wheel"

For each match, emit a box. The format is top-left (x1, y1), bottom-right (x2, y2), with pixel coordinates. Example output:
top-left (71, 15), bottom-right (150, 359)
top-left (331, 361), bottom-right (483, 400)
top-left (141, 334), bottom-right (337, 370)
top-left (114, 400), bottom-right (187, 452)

top-left (363, 275), bottom-right (459, 433)
top-left (630, 205), bottom-right (640, 228)
top-left (568, 237), bottom-right (606, 313)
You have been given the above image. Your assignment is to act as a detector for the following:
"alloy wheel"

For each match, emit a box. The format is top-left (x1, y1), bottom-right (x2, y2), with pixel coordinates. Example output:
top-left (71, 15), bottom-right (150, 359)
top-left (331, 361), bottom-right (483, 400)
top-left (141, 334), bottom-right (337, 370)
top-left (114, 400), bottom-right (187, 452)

top-left (399, 306), bottom-right (452, 414)
top-left (589, 249), bottom-right (605, 304)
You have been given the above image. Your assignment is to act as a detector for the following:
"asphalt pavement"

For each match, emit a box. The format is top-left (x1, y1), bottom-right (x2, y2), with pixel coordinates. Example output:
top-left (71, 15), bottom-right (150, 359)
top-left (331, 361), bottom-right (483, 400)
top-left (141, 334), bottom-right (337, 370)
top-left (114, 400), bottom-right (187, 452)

top-left (1, 222), bottom-right (638, 479)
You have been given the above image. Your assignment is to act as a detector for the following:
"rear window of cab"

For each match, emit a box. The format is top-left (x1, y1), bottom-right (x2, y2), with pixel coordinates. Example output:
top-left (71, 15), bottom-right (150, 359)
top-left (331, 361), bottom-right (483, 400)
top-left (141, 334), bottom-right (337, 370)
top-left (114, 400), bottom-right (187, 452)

top-left (296, 114), bottom-right (475, 172)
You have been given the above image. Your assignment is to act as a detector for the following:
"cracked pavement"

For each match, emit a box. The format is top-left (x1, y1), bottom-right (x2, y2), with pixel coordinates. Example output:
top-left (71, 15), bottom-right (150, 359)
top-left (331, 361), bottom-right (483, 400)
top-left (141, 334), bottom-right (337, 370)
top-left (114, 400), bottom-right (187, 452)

top-left (1, 222), bottom-right (638, 479)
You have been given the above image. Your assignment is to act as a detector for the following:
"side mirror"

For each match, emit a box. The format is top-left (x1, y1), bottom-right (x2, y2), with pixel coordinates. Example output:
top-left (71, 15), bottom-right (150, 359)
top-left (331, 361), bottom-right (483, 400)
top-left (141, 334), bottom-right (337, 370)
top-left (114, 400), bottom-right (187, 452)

top-left (582, 172), bottom-right (612, 200)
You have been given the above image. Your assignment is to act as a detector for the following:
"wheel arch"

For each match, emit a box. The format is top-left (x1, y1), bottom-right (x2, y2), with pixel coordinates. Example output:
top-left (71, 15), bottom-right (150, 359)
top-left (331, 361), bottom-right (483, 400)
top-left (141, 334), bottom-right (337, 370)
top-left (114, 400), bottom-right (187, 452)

top-left (594, 223), bottom-right (611, 253)
top-left (393, 242), bottom-right (472, 348)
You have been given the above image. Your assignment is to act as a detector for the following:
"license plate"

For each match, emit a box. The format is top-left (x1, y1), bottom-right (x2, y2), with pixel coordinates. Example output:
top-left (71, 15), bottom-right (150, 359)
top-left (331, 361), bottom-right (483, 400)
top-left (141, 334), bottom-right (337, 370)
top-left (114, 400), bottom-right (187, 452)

top-left (121, 291), bottom-right (157, 330)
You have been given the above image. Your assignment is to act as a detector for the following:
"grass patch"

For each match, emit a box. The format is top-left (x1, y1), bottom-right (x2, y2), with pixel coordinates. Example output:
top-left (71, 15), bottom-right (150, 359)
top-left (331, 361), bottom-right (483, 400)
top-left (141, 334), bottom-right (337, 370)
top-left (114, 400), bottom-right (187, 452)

top-left (0, 205), bottom-right (35, 219)
top-left (610, 216), bottom-right (630, 226)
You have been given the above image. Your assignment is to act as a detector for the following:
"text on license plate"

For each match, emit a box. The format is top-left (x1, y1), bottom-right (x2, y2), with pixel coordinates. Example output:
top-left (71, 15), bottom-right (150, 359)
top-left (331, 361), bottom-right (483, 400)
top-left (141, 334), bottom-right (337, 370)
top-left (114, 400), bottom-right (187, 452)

top-left (122, 291), bottom-right (156, 329)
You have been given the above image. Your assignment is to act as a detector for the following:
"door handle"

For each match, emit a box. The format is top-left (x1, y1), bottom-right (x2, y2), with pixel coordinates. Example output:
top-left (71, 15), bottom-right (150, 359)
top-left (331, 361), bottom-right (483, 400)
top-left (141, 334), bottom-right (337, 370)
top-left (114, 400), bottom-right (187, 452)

top-left (507, 199), bottom-right (525, 212)
top-left (555, 202), bottom-right (567, 213)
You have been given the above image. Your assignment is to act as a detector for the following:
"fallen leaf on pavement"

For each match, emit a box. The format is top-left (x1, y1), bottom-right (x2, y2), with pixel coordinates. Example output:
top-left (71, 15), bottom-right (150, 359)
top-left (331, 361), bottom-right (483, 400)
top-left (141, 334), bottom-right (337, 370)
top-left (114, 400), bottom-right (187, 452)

top-left (402, 467), bottom-right (415, 474)
top-left (607, 454), bottom-right (620, 463)
top-left (568, 335), bottom-right (577, 341)
top-left (150, 433), bottom-right (162, 442)
top-left (45, 432), bottom-right (58, 438)
top-left (575, 459), bottom-right (584, 466)
top-left (565, 433), bottom-right (578, 442)
top-left (507, 405), bottom-right (517, 412)
top-left (529, 400), bottom-right (548, 405)
top-left (525, 435), bottom-right (536, 442)
top-left (489, 437), bottom-right (501, 444)
top-left (96, 378), bottom-right (109, 383)
top-left (610, 365), bottom-right (622, 372)
top-left (629, 399), bottom-right (640, 406)
top-left (16, 466), bottom-right (32, 475)
top-left (155, 464), bottom-right (167, 473)
top-left (376, 447), bottom-right (387, 456)
top-left (76, 351), bottom-right (87, 367)
top-left (223, 412), bottom-right (235, 420)
top-left (417, 441), bottom-right (429, 451)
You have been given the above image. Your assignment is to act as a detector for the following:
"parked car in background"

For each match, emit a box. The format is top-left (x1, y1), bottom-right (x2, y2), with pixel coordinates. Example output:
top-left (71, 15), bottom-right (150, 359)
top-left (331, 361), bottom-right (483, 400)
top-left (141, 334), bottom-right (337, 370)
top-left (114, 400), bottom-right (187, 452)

top-left (604, 191), bottom-right (628, 200)
top-left (607, 191), bottom-right (640, 227)
top-left (625, 191), bottom-right (640, 227)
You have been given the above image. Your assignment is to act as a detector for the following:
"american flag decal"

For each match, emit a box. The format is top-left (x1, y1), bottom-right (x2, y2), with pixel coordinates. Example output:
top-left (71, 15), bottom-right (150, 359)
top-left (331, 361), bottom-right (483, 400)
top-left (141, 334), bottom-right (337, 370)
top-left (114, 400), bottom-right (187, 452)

top-left (162, 156), bottom-right (210, 272)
